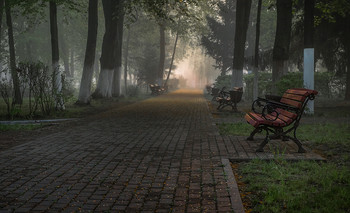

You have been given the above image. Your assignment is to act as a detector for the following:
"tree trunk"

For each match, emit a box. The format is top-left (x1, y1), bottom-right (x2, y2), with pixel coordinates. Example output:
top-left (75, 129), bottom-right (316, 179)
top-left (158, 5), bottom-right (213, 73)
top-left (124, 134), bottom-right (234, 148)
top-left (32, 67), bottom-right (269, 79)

top-left (345, 58), bottom-right (350, 100)
top-left (93, 0), bottom-right (120, 98)
top-left (0, 0), bottom-right (4, 78)
top-left (124, 27), bottom-right (131, 96)
top-left (60, 31), bottom-right (70, 78)
top-left (158, 22), bottom-right (165, 85)
top-left (112, 9), bottom-right (124, 97)
top-left (49, 1), bottom-right (64, 110)
top-left (0, 0), bottom-right (4, 40)
top-left (232, 0), bottom-right (252, 88)
top-left (77, 0), bottom-right (98, 104)
top-left (303, 0), bottom-right (315, 113)
top-left (272, 0), bottom-right (292, 92)
top-left (5, 0), bottom-right (22, 104)
top-left (344, 16), bottom-right (350, 100)
top-left (94, 52), bottom-right (100, 83)
top-left (253, 0), bottom-right (262, 100)
top-left (70, 48), bottom-right (75, 77)
top-left (164, 30), bottom-right (179, 88)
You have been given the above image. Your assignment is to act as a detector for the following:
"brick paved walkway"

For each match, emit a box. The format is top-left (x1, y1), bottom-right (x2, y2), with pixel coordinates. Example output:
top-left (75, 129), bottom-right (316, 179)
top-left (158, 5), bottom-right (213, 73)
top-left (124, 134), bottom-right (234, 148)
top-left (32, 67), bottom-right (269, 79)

top-left (0, 89), bottom-right (323, 212)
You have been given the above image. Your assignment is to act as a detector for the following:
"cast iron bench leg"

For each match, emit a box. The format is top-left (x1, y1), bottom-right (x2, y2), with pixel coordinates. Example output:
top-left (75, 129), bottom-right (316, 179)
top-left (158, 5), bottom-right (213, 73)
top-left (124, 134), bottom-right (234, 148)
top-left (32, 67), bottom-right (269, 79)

top-left (256, 135), bottom-right (269, 152)
top-left (247, 127), bottom-right (261, 141)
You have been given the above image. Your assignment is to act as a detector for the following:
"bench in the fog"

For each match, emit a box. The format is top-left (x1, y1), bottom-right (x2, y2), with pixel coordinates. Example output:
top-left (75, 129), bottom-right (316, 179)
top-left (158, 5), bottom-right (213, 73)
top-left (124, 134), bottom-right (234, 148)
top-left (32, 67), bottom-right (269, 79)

top-left (215, 87), bottom-right (243, 111)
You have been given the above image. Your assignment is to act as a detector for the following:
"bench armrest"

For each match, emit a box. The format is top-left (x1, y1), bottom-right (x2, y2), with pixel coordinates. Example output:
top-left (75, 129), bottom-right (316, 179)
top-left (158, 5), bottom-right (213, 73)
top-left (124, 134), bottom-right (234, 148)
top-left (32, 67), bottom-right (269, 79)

top-left (252, 97), bottom-right (299, 121)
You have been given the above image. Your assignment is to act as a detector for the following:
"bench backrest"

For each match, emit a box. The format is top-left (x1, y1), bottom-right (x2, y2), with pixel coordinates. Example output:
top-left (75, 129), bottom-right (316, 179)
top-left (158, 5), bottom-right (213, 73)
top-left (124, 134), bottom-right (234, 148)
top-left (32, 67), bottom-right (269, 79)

top-left (280, 88), bottom-right (318, 110)
top-left (229, 90), bottom-right (243, 103)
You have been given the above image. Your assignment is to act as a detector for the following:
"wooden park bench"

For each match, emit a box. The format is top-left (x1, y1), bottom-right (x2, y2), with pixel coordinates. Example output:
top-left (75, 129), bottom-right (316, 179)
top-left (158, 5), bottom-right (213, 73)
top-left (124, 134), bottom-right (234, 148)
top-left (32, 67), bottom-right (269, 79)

top-left (216, 87), bottom-right (243, 111)
top-left (244, 88), bottom-right (318, 153)
top-left (149, 84), bottom-right (166, 95)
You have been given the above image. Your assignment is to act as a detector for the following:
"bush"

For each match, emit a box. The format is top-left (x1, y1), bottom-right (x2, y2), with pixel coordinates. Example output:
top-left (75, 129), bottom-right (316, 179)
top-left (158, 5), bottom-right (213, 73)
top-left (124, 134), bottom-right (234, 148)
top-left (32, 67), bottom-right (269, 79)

top-left (244, 72), bottom-right (272, 100)
top-left (274, 72), bottom-right (304, 96)
top-left (214, 74), bottom-right (232, 89)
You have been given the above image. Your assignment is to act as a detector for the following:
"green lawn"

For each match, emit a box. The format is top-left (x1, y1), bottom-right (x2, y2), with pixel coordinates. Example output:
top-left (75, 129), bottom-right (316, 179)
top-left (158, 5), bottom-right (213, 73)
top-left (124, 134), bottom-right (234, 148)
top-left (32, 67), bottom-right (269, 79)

top-left (0, 123), bottom-right (44, 132)
top-left (239, 159), bottom-right (350, 213)
top-left (220, 120), bottom-right (350, 212)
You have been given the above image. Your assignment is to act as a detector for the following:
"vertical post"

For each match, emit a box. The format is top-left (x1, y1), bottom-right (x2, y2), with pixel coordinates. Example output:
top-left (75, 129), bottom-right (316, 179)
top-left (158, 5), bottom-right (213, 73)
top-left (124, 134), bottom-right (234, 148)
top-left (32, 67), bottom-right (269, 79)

top-left (303, 0), bottom-right (315, 114)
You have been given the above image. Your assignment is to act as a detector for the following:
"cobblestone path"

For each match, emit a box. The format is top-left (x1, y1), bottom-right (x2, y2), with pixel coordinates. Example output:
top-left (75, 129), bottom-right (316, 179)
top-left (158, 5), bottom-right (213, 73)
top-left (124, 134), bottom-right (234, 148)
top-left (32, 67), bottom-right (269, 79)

top-left (0, 90), bottom-right (240, 212)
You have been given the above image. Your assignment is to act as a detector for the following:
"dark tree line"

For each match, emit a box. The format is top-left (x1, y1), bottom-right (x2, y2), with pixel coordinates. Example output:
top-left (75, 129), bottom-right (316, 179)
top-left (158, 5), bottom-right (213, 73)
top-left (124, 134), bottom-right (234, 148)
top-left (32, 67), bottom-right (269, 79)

top-left (201, 0), bottom-right (350, 100)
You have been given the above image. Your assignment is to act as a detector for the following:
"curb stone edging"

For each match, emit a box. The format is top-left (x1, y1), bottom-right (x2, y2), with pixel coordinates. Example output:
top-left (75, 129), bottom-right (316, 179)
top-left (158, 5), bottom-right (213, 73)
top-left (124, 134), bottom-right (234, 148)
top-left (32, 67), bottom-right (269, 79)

top-left (222, 158), bottom-right (245, 213)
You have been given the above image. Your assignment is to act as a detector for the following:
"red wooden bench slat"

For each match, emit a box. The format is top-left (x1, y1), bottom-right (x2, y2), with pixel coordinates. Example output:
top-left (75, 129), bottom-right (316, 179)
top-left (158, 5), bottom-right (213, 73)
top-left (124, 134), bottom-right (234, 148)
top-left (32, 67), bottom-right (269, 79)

top-left (286, 88), bottom-right (318, 96)
top-left (245, 112), bottom-right (287, 128)
top-left (280, 98), bottom-right (303, 108)
top-left (282, 93), bottom-right (307, 102)
top-left (275, 108), bottom-right (297, 119)
top-left (274, 113), bottom-right (293, 125)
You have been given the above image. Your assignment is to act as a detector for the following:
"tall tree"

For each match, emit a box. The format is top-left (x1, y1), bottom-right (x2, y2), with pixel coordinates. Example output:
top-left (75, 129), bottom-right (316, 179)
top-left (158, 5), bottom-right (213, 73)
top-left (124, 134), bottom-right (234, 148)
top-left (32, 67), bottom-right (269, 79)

top-left (164, 30), bottom-right (179, 88)
top-left (0, 0), bottom-right (4, 38)
top-left (157, 22), bottom-right (166, 85)
top-left (343, 15), bottom-right (350, 100)
top-left (272, 0), bottom-right (292, 92)
top-left (77, 0), bottom-right (98, 104)
top-left (60, 30), bottom-right (70, 77)
top-left (253, 0), bottom-right (262, 100)
top-left (123, 27), bottom-right (131, 95)
top-left (201, 0), bottom-right (236, 76)
top-left (303, 0), bottom-right (315, 113)
top-left (49, 1), bottom-right (64, 110)
top-left (5, 0), bottom-right (22, 104)
top-left (232, 0), bottom-right (252, 88)
top-left (112, 5), bottom-right (124, 97)
top-left (93, 0), bottom-right (120, 98)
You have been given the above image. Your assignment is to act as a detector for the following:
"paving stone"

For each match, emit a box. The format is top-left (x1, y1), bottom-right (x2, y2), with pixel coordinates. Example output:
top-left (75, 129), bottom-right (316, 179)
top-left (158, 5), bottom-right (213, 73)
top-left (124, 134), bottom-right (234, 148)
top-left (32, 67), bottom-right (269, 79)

top-left (0, 89), bottom-right (324, 212)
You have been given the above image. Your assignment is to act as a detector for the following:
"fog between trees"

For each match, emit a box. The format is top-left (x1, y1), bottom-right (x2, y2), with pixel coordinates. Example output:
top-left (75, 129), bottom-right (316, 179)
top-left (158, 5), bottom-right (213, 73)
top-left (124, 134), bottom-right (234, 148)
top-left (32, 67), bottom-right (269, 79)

top-left (0, 0), bottom-right (349, 115)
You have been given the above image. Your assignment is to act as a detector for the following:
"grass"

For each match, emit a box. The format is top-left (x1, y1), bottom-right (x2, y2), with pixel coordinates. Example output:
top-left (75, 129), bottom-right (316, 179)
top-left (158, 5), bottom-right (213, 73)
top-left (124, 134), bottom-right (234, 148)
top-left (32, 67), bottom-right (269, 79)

top-left (239, 159), bottom-right (350, 213)
top-left (0, 95), bottom-right (150, 120)
top-left (0, 123), bottom-right (44, 132)
top-left (220, 116), bottom-right (350, 212)
top-left (219, 122), bottom-right (350, 147)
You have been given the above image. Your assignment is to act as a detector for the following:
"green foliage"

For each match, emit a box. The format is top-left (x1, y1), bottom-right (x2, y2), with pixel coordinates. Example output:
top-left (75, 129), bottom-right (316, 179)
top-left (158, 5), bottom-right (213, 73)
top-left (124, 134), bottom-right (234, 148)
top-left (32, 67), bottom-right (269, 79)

top-left (240, 158), bottom-right (350, 212)
top-left (315, 0), bottom-right (350, 24)
top-left (243, 71), bottom-right (342, 99)
top-left (213, 74), bottom-right (232, 90)
top-left (201, 0), bottom-right (235, 75)
top-left (244, 72), bottom-right (272, 100)
top-left (274, 72), bottom-right (303, 96)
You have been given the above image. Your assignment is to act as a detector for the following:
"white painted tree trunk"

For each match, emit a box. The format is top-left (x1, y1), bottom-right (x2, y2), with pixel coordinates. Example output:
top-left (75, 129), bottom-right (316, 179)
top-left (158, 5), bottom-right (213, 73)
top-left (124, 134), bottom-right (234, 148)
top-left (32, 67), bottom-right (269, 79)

top-left (96, 69), bottom-right (114, 98)
top-left (53, 62), bottom-right (65, 110)
top-left (78, 64), bottom-right (94, 103)
top-left (231, 69), bottom-right (244, 89)
top-left (303, 48), bottom-right (314, 114)
top-left (112, 66), bottom-right (121, 97)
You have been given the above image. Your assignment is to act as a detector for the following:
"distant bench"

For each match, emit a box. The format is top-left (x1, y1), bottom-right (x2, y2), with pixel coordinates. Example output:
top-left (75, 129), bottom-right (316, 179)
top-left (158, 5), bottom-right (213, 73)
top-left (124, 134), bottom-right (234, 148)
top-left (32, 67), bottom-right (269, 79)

top-left (244, 88), bottom-right (318, 153)
top-left (149, 84), bottom-right (167, 95)
top-left (215, 87), bottom-right (243, 111)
